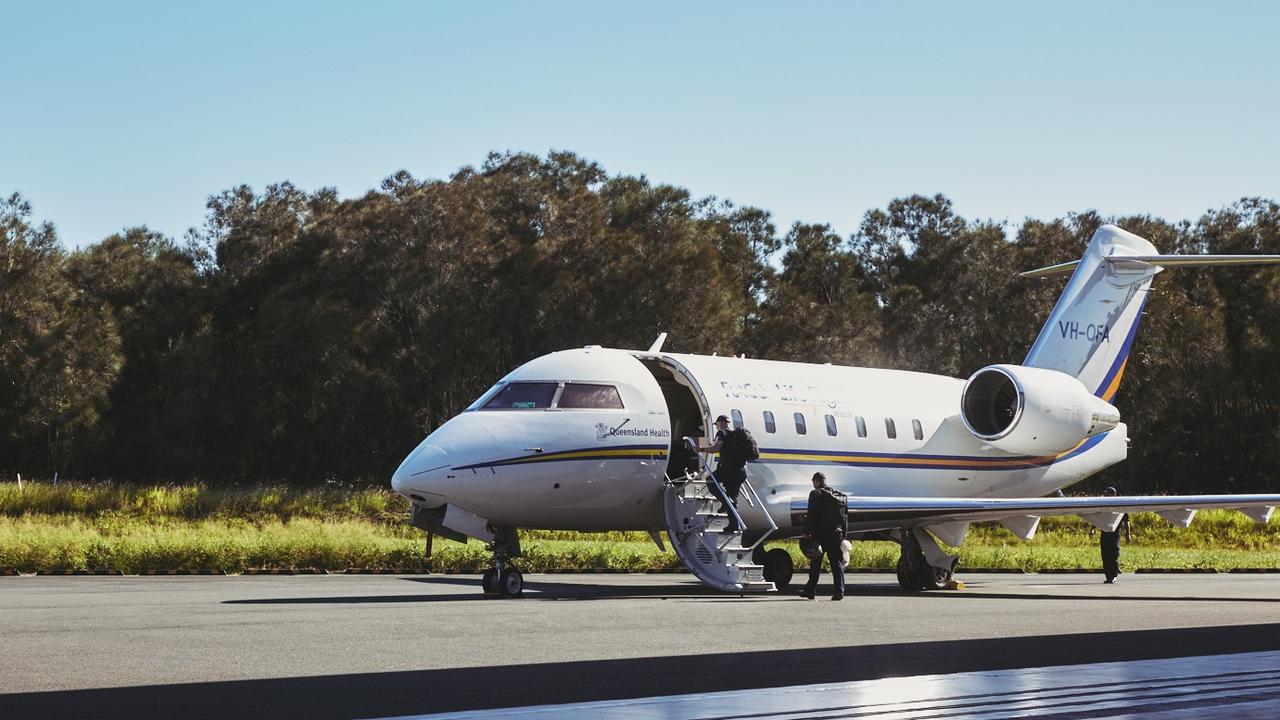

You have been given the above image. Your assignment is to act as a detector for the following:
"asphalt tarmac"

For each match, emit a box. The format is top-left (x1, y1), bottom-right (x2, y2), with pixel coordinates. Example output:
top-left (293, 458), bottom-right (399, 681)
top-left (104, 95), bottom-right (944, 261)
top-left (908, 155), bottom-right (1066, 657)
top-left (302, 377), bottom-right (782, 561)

top-left (3, 572), bottom-right (1280, 719)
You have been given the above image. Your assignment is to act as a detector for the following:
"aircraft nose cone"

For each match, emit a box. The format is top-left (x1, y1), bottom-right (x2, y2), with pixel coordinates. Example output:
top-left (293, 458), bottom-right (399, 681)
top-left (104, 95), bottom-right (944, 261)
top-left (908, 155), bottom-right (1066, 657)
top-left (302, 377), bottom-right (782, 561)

top-left (391, 444), bottom-right (451, 500)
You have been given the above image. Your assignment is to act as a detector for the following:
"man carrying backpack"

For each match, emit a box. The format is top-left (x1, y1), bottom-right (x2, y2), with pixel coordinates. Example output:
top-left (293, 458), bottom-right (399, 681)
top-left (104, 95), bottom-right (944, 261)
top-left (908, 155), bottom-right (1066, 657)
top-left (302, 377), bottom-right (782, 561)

top-left (698, 414), bottom-right (758, 532)
top-left (799, 472), bottom-right (847, 600)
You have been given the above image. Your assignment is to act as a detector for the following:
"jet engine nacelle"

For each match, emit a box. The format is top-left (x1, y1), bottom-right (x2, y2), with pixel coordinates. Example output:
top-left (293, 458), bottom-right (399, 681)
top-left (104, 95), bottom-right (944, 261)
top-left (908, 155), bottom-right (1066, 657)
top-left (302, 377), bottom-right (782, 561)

top-left (960, 364), bottom-right (1120, 456)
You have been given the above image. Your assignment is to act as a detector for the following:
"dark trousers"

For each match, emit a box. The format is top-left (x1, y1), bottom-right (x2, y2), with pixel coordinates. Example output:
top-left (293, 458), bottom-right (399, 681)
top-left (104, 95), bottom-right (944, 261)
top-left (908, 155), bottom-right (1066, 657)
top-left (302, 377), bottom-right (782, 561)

top-left (1100, 531), bottom-right (1121, 579)
top-left (709, 469), bottom-right (745, 530)
top-left (805, 533), bottom-right (846, 598)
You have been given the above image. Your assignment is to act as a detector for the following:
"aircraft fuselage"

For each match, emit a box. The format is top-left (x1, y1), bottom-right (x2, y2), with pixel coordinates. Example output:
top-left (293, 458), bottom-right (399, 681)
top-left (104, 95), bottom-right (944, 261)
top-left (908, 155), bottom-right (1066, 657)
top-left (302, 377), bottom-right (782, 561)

top-left (391, 346), bottom-right (1128, 537)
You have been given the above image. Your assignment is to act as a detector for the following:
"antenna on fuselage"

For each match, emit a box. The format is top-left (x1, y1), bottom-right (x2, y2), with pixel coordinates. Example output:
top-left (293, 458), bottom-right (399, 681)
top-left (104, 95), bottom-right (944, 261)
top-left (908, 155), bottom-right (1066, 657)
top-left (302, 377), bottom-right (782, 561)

top-left (647, 333), bottom-right (668, 353)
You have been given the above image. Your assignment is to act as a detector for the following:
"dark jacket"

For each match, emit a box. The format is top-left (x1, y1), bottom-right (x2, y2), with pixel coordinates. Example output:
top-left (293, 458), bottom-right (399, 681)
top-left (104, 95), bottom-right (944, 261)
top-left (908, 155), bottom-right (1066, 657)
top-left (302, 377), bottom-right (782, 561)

top-left (806, 487), bottom-right (848, 538)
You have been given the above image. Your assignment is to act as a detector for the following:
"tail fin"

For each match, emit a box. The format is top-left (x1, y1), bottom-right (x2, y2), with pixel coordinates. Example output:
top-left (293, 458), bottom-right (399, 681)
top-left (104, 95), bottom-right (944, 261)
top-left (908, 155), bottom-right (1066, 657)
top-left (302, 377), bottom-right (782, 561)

top-left (1022, 224), bottom-right (1280, 401)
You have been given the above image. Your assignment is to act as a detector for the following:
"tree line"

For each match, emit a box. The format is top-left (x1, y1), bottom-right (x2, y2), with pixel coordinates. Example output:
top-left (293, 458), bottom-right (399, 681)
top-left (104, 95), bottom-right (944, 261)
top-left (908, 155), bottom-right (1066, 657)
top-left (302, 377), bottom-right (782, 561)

top-left (3, 151), bottom-right (1279, 493)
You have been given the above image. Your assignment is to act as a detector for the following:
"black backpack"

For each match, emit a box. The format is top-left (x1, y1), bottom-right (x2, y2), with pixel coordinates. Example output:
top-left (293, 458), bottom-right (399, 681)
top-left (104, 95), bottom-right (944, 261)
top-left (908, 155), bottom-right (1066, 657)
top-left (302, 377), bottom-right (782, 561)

top-left (819, 486), bottom-right (848, 535)
top-left (723, 427), bottom-right (760, 465)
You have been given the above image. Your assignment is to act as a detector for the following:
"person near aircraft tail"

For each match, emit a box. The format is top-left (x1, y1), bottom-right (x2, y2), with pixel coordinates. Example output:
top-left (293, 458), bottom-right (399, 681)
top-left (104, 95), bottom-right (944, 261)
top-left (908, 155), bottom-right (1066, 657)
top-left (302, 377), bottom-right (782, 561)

top-left (799, 472), bottom-right (848, 600)
top-left (698, 414), bottom-right (749, 531)
top-left (1100, 486), bottom-right (1130, 583)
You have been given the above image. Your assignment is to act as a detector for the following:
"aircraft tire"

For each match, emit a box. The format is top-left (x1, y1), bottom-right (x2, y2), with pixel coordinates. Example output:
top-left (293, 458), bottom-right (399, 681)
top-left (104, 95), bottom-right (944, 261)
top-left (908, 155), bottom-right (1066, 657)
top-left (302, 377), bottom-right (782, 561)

top-left (499, 568), bottom-right (524, 598)
top-left (763, 548), bottom-right (794, 592)
top-left (482, 568), bottom-right (500, 596)
top-left (895, 557), bottom-right (919, 591)
top-left (916, 564), bottom-right (951, 591)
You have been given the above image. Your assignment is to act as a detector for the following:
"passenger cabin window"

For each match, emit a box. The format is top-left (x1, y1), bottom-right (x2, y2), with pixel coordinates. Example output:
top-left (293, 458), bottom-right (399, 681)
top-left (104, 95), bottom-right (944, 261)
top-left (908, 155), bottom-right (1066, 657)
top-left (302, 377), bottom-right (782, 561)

top-left (855, 416), bottom-right (867, 438)
top-left (794, 413), bottom-right (807, 435)
top-left (481, 382), bottom-right (558, 410)
top-left (885, 417), bottom-right (897, 439)
top-left (763, 411), bottom-right (776, 433)
top-left (825, 414), bottom-right (837, 437)
top-left (558, 383), bottom-right (624, 409)
top-left (731, 409), bottom-right (744, 430)
top-left (912, 419), bottom-right (924, 441)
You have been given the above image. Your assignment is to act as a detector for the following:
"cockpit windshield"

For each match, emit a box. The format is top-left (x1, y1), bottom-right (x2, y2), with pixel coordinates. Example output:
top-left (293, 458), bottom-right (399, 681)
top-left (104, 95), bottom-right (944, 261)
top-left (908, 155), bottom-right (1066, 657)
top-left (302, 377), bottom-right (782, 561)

top-left (558, 383), bottom-right (624, 409)
top-left (477, 382), bottom-right (558, 410)
top-left (467, 381), bottom-right (627, 411)
top-left (466, 383), bottom-right (505, 411)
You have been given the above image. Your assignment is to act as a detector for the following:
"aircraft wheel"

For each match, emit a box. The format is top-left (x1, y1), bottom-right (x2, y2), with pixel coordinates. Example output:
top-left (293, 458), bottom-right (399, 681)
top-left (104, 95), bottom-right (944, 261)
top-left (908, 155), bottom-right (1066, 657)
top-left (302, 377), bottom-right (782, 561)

top-left (918, 564), bottom-right (952, 591)
top-left (499, 568), bottom-right (524, 598)
top-left (481, 568), bottom-right (500, 596)
top-left (763, 548), bottom-right (794, 592)
top-left (896, 557), bottom-right (923, 591)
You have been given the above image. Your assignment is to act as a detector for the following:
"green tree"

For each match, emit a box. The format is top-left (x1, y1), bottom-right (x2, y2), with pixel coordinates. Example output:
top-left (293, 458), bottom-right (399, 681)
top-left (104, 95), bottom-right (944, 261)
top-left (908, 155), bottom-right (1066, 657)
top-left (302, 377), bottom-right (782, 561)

top-left (0, 194), bottom-right (121, 475)
top-left (752, 223), bottom-right (884, 365)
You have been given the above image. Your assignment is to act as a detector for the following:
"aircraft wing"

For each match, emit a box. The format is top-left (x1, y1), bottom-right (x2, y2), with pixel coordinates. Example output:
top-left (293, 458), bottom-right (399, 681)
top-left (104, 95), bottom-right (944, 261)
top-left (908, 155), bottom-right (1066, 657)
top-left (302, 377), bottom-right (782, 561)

top-left (787, 493), bottom-right (1280, 543)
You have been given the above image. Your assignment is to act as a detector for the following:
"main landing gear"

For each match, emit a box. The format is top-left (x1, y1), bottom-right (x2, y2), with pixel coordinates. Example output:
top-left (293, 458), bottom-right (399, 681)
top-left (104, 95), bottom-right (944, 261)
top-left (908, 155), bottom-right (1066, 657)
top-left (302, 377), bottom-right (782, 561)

top-left (895, 528), bottom-right (959, 592)
top-left (753, 545), bottom-right (795, 592)
top-left (481, 526), bottom-right (524, 598)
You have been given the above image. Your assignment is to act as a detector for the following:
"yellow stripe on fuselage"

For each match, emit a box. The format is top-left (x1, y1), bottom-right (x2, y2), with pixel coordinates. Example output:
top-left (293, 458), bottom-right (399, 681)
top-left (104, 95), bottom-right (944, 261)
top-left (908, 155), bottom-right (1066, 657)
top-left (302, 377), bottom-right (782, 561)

top-left (757, 437), bottom-right (1091, 469)
top-left (502, 448), bottom-right (665, 465)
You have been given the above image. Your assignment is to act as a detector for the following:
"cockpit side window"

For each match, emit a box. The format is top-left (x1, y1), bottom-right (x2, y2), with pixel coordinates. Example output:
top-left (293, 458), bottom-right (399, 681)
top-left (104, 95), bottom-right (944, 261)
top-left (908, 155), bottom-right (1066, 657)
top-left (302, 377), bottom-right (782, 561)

top-left (558, 383), bottom-right (624, 409)
top-left (479, 382), bottom-right (558, 410)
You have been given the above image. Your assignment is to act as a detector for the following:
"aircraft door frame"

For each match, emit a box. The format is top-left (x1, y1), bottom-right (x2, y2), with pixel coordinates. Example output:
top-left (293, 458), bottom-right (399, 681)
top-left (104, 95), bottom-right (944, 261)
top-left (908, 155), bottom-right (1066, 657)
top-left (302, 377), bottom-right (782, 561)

top-left (657, 356), bottom-right (712, 452)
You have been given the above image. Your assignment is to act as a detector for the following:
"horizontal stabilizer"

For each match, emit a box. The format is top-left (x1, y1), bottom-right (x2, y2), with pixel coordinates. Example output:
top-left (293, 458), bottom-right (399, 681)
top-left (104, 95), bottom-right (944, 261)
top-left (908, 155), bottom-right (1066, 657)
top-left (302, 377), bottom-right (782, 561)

top-left (1020, 259), bottom-right (1082, 278)
top-left (1021, 254), bottom-right (1280, 278)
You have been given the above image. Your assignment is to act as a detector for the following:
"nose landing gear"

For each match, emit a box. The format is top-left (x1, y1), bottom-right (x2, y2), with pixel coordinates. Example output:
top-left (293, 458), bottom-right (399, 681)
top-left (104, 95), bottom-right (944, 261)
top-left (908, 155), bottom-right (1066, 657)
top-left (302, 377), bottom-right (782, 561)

top-left (481, 526), bottom-right (524, 598)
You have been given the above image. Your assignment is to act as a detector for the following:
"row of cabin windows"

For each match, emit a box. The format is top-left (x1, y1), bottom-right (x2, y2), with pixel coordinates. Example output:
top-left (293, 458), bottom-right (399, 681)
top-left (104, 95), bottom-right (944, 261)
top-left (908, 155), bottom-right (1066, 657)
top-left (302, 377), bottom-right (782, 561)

top-left (731, 409), bottom-right (924, 441)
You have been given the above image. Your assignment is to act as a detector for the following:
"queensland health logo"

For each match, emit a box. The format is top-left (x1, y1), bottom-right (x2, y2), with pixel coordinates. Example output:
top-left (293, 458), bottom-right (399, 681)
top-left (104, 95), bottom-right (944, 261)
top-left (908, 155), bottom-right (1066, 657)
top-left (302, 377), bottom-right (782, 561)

top-left (595, 418), bottom-right (671, 441)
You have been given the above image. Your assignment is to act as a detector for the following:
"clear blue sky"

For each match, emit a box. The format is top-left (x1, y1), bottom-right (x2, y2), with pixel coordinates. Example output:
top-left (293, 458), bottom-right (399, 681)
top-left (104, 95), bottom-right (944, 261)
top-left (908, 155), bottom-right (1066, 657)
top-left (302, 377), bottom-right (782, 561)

top-left (3, 1), bottom-right (1277, 248)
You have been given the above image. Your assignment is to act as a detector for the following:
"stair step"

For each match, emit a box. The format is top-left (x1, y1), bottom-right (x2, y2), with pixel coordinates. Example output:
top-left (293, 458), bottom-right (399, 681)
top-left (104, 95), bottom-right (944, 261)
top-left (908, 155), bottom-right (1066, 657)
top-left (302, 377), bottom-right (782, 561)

top-left (663, 478), bottom-right (776, 594)
top-left (703, 517), bottom-right (743, 534)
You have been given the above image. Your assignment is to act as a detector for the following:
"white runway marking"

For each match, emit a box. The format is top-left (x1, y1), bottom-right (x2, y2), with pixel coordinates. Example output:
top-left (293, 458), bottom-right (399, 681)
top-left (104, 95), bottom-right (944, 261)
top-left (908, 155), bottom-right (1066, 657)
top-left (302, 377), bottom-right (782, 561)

top-left (374, 651), bottom-right (1280, 720)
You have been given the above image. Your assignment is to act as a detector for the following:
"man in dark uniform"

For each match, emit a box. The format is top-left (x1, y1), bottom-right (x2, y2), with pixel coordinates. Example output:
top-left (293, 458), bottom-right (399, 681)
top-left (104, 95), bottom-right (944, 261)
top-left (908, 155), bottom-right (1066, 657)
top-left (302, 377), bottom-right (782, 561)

top-left (698, 414), bottom-right (748, 531)
top-left (799, 472), bottom-right (847, 600)
top-left (1100, 486), bottom-right (1130, 583)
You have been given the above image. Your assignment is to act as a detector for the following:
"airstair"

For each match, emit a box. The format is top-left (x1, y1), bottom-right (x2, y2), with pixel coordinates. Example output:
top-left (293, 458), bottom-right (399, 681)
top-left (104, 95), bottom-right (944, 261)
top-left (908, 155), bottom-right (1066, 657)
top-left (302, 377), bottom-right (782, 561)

top-left (662, 439), bottom-right (776, 593)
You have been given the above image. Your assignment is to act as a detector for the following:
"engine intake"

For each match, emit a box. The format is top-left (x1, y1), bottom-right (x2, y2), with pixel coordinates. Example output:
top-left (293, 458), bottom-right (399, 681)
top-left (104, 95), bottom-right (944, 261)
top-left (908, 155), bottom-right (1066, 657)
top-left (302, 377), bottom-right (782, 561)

top-left (960, 364), bottom-right (1120, 456)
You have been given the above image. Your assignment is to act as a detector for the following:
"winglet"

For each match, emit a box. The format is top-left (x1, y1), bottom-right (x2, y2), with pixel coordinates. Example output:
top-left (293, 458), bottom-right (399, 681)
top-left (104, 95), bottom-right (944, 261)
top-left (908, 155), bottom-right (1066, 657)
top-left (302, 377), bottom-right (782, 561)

top-left (647, 333), bottom-right (668, 353)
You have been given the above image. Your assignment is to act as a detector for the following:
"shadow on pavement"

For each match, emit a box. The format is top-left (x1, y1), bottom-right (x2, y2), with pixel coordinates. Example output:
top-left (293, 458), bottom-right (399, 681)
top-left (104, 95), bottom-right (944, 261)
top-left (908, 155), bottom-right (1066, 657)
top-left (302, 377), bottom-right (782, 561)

top-left (222, 574), bottom-right (1280, 605)
top-left (6, 624), bottom-right (1280, 720)
top-left (225, 575), bottom-right (727, 604)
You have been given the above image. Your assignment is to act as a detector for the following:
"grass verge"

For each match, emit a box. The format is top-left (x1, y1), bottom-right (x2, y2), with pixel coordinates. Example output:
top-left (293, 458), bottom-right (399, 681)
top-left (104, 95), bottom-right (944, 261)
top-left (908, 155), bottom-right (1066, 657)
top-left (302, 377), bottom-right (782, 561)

top-left (1, 482), bottom-right (1277, 573)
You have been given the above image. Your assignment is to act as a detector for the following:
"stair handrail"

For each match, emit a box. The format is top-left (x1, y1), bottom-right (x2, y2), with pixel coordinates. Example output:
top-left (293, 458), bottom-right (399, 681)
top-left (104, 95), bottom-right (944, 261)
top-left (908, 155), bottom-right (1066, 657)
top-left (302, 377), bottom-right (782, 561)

top-left (738, 476), bottom-right (778, 553)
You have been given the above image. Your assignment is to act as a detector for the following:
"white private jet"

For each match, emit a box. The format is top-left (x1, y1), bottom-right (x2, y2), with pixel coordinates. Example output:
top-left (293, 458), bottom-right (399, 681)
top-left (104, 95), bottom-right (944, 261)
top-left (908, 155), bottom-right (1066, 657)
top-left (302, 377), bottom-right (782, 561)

top-left (391, 225), bottom-right (1280, 597)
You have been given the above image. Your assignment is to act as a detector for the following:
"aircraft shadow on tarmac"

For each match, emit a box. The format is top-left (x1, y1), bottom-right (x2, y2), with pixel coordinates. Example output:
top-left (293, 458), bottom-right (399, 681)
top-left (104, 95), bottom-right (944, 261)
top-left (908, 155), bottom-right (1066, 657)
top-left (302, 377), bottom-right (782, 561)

top-left (222, 575), bottom-right (1280, 605)
top-left (222, 575), bottom-right (753, 604)
top-left (6, 624), bottom-right (1280, 720)
top-left (223, 575), bottom-right (923, 604)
